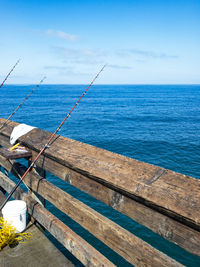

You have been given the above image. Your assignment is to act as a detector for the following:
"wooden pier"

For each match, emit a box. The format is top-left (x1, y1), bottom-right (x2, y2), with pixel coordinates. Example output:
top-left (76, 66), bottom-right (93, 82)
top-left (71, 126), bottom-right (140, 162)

top-left (0, 118), bottom-right (199, 266)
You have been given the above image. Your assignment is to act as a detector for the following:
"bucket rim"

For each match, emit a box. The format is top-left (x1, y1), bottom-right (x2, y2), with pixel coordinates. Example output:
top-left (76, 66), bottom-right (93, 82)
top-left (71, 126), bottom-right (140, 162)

top-left (2, 200), bottom-right (27, 215)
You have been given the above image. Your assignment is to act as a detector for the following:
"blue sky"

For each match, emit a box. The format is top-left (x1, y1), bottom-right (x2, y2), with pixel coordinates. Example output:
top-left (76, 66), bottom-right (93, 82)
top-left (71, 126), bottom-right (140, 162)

top-left (0, 0), bottom-right (199, 84)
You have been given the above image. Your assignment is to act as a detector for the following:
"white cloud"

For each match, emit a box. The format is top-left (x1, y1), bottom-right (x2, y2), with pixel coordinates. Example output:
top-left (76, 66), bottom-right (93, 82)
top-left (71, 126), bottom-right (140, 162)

top-left (116, 49), bottom-right (178, 59)
top-left (108, 64), bottom-right (132, 70)
top-left (51, 46), bottom-right (106, 65)
top-left (52, 46), bottom-right (105, 57)
top-left (43, 65), bottom-right (91, 77)
top-left (44, 29), bottom-right (79, 41)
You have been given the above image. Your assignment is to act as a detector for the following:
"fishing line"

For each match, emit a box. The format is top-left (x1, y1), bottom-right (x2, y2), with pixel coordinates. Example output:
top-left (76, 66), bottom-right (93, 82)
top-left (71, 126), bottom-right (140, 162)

top-left (0, 76), bottom-right (46, 131)
top-left (0, 65), bottom-right (106, 210)
top-left (0, 59), bottom-right (20, 88)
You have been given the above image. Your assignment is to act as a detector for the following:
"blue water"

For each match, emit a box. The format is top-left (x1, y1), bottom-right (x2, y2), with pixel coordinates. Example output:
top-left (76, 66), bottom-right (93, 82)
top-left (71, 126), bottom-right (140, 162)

top-left (1, 84), bottom-right (200, 266)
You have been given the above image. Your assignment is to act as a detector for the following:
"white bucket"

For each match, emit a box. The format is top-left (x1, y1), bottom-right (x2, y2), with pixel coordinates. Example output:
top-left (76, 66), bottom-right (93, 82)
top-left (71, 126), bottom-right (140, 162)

top-left (2, 200), bottom-right (27, 232)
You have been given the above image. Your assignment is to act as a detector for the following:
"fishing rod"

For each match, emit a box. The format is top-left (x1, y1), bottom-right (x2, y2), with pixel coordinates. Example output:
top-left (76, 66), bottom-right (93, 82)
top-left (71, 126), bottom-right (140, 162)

top-left (0, 65), bottom-right (106, 210)
top-left (0, 76), bottom-right (46, 131)
top-left (0, 59), bottom-right (20, 88)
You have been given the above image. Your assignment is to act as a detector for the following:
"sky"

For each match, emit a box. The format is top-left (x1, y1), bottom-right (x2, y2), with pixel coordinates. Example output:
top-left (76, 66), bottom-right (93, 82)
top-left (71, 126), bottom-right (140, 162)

top-left (0, 0), bottom-right (199, 84)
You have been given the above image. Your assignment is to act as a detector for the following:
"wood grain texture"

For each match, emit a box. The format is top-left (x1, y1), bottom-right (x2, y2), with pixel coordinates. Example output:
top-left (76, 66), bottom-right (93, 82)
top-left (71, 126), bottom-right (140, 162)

top-left (0, 119), bottom-right (200, 263)
top-left (1, 153), bottom-right (200, 257)
top-left (0, 171), bottom-right (116, 267)
top-left (30, 151), bottom-right (200, 257)
top-left (0, 118), bottom-right (199, 230)
top-left (0, 146), bottom-right (32, 159)
top-left (0, 170), bottom-right (183, 267)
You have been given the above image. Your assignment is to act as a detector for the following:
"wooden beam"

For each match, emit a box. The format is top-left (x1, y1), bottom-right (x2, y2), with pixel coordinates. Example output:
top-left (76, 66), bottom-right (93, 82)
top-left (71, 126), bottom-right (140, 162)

top-left (0, 118), bottom-right (198, 230)
top-left (0, 163), bottom-right (183, 266)
top-left (1, 155), bottom-right (199, 257)
top-left (30, 152), bottom-right (200, 257)
top-left (0, 119), bottom-right (200, 256)
top-left (0, 146), bottom-right (32, 159)
top-left (0, 133), bottom-right (11, 148)
top-left (0, 171), bottom-right (116, 267)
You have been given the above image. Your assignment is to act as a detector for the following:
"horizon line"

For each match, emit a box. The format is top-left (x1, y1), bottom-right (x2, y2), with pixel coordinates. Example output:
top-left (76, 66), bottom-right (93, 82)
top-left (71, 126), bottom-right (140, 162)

top-left (2, 83), bottom-right (200, 86)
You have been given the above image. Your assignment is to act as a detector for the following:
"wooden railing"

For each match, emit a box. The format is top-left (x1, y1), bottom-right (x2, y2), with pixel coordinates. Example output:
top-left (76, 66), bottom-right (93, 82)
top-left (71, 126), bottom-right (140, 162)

top-left (0, 118), bottom-right (199, 266)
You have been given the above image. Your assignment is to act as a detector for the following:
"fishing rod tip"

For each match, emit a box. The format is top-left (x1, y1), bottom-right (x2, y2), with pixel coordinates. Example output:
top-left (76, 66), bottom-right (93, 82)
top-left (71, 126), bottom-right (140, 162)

top-left (100, 64), bottom-right (107, 71)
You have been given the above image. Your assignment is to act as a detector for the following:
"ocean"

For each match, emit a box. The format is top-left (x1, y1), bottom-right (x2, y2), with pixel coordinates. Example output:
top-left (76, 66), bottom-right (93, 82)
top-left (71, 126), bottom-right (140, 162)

top-left (1, 84), bottom-right (200, 266)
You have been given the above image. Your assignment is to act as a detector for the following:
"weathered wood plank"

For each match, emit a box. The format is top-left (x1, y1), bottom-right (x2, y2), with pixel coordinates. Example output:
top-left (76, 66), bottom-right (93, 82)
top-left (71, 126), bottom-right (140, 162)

top-left (0, 171), bottom-right (116, 267)
top-left (0, 163), bottom-right (183, 266)
top-left (0, 146), bottom-right (32, 159)
top-left (0, 119), bottom-right (198, 230)
top-left (29, 158), bottom-right (46, 208)
top-left (0, 133), bottom-right (11, 148)
top-left (0, 119), bottom-right (200, 256)
top-left (30, 152), bottom-right (200, 257)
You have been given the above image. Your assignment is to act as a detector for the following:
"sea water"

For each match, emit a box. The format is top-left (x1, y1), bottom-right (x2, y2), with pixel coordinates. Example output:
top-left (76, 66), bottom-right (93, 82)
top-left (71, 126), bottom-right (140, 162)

top-left (1, 84), bottom-right (200, 266)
